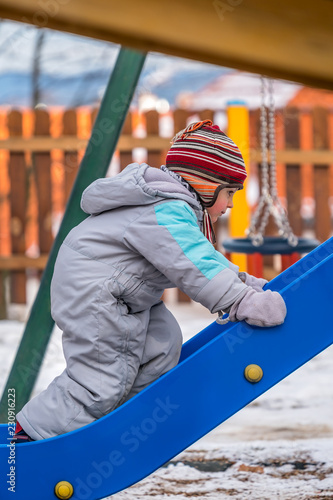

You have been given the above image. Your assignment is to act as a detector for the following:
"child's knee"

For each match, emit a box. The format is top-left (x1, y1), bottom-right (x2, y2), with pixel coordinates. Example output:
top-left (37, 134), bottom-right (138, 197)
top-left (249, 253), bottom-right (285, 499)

top-left (168, 327), bottom-right (182, 365)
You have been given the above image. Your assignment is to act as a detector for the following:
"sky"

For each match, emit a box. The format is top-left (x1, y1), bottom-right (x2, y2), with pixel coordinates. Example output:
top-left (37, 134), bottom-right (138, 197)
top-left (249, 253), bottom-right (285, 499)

top-left (0, 20), bottom-right (230, 108)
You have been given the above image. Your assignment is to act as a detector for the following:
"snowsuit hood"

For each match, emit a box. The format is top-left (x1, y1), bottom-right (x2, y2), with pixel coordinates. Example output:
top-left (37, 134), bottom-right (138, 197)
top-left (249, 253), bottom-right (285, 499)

top-left (81, 163), bottom-right (203, 225)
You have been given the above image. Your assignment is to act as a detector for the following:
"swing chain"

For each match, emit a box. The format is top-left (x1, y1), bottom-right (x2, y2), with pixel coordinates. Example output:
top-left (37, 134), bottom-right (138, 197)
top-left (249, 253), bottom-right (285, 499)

top-left (247, 77), bottom-right (298, 247)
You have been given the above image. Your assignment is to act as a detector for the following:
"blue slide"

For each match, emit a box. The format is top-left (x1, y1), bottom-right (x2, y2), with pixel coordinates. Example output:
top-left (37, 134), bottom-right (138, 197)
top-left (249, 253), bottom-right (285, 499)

top-left (1, 237), bottom-right (333, 500)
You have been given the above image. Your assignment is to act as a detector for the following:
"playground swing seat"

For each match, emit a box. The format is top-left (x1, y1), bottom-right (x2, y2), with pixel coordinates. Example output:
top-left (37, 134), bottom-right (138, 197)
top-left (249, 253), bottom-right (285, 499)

top-left (223, 77), bottom-right (319, 278)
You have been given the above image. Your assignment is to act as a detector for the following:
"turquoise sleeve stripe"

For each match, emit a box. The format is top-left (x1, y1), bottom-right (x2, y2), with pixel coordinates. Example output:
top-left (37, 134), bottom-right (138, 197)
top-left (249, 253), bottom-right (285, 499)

top-left (154, 201), bottom-right (230, 280)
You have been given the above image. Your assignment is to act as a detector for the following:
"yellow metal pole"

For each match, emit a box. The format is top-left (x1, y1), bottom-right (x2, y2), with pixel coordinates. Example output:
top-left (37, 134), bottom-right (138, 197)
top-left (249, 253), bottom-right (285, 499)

top-left (227, 101), bottom-right (250, 271)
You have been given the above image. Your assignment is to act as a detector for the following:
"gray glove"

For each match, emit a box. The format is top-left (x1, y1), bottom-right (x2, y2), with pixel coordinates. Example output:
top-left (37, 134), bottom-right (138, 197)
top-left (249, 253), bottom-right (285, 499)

top-left (238, 272), bottom-right (268, 292)
top-left (229, 287), bottom-right (287, 327)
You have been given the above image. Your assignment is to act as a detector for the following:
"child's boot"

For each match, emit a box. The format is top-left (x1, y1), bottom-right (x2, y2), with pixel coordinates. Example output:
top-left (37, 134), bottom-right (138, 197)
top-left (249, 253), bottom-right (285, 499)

top-left (11, 421), bottom-right (34, 444)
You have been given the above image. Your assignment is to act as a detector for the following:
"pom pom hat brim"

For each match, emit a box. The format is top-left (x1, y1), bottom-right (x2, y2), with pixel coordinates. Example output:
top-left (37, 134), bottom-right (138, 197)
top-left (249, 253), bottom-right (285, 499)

top-left (166, 120), bottom-right (247, 208)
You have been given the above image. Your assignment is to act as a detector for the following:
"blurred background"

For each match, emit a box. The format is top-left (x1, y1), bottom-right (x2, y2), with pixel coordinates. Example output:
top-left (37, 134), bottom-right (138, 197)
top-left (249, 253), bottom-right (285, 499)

top-left (0, 20), bottom-right (333, 320)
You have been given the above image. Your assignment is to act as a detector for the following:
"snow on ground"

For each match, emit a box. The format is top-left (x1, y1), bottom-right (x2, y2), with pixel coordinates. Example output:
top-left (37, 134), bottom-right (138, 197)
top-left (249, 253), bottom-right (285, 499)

top-left (1, 301), bottom-right (332, 499)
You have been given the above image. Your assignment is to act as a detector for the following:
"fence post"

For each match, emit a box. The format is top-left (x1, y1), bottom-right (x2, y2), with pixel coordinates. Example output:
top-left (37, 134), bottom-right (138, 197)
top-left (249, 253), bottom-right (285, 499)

top-left (63, 109), bottom-right (79, 200)
top-left (313, 107), bottom-right (331, 241)
top-left (275, 109), bottom-right (287, 206)
top-left (0, 271), bottom-right (6, 319)
top-left (146, 110), bottom-right (161, 168)
top-left (328, 109), bottom-right (333, 227)
top-left (285, 108), bottom-right (302, 236)
top-left (0, 47), bottom-right (147, 419)
top-left (299, 109), bottom-right (314, 224)
top-left (34, 109), bottom-right (53, 260)
top-left (314, 165), bottom-right (330, 241)
top-left (172, 109), bottom-right (192, 302)
top-left (119, 111), bottom-right (133, 171)
top-left (199, 109), bottom-right (214, 122)
top-left (8, 110), bottom-right (27, 306)
top-left (173, 109), bottom-right (190, 133)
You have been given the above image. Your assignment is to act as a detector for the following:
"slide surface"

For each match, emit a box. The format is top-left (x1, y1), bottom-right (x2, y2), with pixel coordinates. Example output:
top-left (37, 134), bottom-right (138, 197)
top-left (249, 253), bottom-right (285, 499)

top-left (1, 237), bottom-right (333, 500)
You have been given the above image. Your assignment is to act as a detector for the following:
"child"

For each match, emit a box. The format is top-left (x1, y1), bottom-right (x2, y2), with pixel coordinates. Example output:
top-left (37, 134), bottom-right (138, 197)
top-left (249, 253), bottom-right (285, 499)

top-left (13, 120), bottom-right (286, 442)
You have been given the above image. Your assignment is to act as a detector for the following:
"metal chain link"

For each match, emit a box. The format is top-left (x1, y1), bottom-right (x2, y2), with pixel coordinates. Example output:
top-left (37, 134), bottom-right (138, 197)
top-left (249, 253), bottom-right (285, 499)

top-left (216, 311), bottom-right (230, 325)
top-left (247, 77), bottom-right (298, 247)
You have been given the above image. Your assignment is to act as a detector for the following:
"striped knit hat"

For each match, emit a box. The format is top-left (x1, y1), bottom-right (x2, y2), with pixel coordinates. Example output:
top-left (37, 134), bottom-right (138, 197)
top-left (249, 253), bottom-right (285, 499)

top-left (166, 119), bottom-right (247, 243)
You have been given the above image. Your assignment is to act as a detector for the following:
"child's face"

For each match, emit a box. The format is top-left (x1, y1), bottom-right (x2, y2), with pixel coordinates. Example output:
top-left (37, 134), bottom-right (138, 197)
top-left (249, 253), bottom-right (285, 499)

top-left (206, 188), bottom-right (238, 223)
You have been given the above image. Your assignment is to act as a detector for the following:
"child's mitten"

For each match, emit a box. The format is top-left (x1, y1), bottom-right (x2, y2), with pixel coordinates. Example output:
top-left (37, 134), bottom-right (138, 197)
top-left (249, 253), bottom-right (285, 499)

top-left (229, 288), bottom-right (286, 327)
top-left (238, 272), bottom-right (268, 292)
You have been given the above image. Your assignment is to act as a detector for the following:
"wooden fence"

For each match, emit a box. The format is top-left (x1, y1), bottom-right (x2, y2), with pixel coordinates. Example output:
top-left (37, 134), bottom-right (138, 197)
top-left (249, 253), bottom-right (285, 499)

top-left (0, 106), bottom-right (332, 317)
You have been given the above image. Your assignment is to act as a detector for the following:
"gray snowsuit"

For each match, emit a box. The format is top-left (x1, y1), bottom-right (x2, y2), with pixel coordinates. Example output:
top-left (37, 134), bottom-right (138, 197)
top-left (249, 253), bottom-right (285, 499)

top-left (17, 163), bottom-right (247, 440)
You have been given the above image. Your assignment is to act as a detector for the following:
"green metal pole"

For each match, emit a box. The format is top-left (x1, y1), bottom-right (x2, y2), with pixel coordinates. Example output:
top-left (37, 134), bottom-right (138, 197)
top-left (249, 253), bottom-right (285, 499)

top-left (0, 47), bottom-right (146, 420)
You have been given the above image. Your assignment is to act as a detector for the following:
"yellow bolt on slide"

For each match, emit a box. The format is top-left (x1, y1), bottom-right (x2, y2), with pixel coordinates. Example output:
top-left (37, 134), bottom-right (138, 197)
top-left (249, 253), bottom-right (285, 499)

top-left (54, 481), bottom-right (74, 499)
top-left (244, 364), bottom-right (263, 383)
